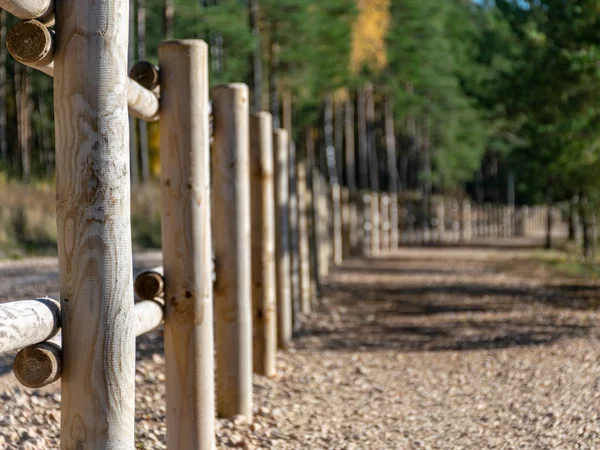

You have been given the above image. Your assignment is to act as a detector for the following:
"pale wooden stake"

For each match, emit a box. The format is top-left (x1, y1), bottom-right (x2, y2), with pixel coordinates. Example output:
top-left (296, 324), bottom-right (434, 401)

top-left (341, 186), bottom-right (351, 258)
top-left (380, 193), bottom-right (391, 252)
top-left (159, 40), bottom-right (215, 449)
top-left (273, 128), bottom-right (292, 349)
top-left (436, 199), bottom-right (445, 242)
top-left (297, 161), bottom-right (312, 315)
top-left (461, 200), bottom-right (472, 242)
top-left (55, 0), bottom-right (135, 445)
top-left (316, 173), bottom-right (330, 278)
top-left (370, 191), bottom-right (380, 255)
top-left (0, 298), bottom-right (59, 354)
top-left (211, 84), bottom-right (253, 420)
top-left (13, 299), bottom-right (165, 389)
top-left (0, 0), bottom-right (53, 24)
top-left (249, 112), bottom-right (277, 378)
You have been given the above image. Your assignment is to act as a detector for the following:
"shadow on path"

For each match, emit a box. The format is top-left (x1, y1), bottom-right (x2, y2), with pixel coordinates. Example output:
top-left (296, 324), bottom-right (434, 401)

top-left (295, 243), bottom-right (600, 353)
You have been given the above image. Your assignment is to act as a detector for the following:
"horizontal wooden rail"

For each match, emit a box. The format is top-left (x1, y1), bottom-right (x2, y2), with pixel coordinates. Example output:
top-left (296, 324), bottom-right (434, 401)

top-left (134, 266), bottom-right (164, 300)
top-left (13, 299), bottom-right (164, 388)
top-left (0, 298), bottom-right (60, 355)
top-left (6, 20), bottom-right (160, 121)
top-left (0, 0), bottom-right (53, 24)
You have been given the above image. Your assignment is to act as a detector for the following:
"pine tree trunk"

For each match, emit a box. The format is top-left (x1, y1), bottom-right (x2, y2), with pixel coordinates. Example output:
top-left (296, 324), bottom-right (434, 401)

top-left (138, 0), bottom-right (150, 182)
top-left (365, 83), bottom-right (379, 254)
top-left (0, 10), bottom-right (7, 167)
top-left (269, 34), bottom-right (280, 128)
top-left (568, 198), bottom-right (579, 242)
top-left (248, 0), bottom-right (262, 112)
top-left (163, 0), bottom-right (174, 40)
top-left (129, 0), bottom-right (139, 184)
top-left (16, 65), bottom-right (32, 182)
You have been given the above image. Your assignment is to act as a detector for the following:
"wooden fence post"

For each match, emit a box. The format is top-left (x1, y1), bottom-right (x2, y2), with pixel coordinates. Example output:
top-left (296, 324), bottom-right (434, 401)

top-left (297, 161), bottom-right (313, 315)
top-left (461, 200), bottom-right (472, 242)
top-left (371, 191), bottom-right (380, 255)
top-left (249, 112), bottom-right (277, 378)
top-left (273, 128), bottom-right (292, 349)
top-left (54, 0), bottom-right (135, 446)
top-left (380, 193), bottom-right (391, 251)
top-left (159, 40), bottom-right (215, 448)
top-left (211, 84), bottom-right (253, 420)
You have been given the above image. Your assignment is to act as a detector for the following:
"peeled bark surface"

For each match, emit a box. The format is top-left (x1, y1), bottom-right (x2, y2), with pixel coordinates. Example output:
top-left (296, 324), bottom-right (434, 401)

top-left (250, 112), bottom-right (277, 378)
top-left (54, 0), bottom-right (136, 445)
top-left (159, 40), bottom-right (215, 449)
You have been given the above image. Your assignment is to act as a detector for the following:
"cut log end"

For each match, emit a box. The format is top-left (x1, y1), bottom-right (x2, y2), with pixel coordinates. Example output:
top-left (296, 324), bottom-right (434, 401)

top-left (129, 61), bottom-right (160, 92)
top-left (13, 341), bottom-right (61, 389)
top-left (134, 270), bottom-right (164, 300)
top-left (6, 20), bottom-right (53, 66)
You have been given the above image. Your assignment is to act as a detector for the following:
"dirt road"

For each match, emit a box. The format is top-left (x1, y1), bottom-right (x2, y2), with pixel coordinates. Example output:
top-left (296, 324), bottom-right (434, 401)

top-left (1, 240), bottom-right (599, 449)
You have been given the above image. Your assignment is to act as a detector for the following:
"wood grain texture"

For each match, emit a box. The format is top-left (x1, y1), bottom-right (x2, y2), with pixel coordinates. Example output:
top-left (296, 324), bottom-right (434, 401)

top-left (159, 39), bottom-right (215, 450)
top-left (0, 0), bottom-right (53, 23)
top-left (6, 20), bottom-right (53, 66)
top-left (0, 298), bottom-right (59, 354)
top-left (297, 161), bottom-right (312, 316)
top-left (273, 128), bottom-right (292, 349)
top-left (13, 339), bottom-right (61, 388)
top-left (249, 112), bottom-right (277, 378)
top-left (13, 299), bottom-right (165, 389)
top-left (211, 84), bottom-right (253, 420)
top-left (54, 0), bottom-right (136, 446)
top-left (134, 266), bottom-right (164, 300)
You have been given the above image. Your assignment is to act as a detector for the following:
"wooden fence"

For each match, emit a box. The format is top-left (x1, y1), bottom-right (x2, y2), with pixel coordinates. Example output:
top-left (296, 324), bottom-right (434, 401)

top-left (0, 1), bottom-right (567, 448)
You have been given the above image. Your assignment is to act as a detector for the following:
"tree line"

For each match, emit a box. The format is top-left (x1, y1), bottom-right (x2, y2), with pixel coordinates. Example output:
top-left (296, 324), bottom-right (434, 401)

top-left (1, 0), bottom-right (598, 248)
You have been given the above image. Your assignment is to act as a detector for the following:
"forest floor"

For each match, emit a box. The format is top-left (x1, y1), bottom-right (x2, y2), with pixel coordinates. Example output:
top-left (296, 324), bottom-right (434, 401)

top-left (1, 238), bottom-right (600, 449)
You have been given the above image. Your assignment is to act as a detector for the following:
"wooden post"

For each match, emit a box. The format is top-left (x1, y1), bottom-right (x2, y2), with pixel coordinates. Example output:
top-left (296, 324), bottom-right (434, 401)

top-left (344, 97), bottom-right (358, 253)
top-left (297, 161), bottom-right (313, 315)
top-left (461, 200), bottom-right (472, 242)
top-left (361, 192), bottom-right (372, 254)
top-left (316, 173), bottom-right (330, 277)
top-left (289, 141), bottom-right (302, 328)
top-left (436, 199), bottom-right (445, 243)
top-left (370, 191), bottom-right (380, 255)
top-left (54, 0), bottom-right (135, 445)
top-left (0, 0), bottom-right (53, 23)
top-left (249, 112), bottom-right (277, 378)
top-left (380, 193), bottom-right (391, 252)
top-left (384, 96), bottom-right (400, 250)
top-left (0, 298), bottom-right (59, 354)
top-left (159, 40), bottom-right (215, 448)
top-left (273, 128), bottom-right (292, 349)
top-left (341, 186), bottom-right (351, 258)
top-left (211, 84), bottom-right (253, 420)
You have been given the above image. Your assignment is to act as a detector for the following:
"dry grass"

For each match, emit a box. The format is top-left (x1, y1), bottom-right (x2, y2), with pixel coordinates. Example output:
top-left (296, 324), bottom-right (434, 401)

top-left (0, 183), bottom-right (162, 257)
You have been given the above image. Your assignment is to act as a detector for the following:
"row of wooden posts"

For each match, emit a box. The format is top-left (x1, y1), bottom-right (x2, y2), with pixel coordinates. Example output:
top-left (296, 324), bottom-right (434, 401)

top-left (0, 2), bottom-right (559, 448)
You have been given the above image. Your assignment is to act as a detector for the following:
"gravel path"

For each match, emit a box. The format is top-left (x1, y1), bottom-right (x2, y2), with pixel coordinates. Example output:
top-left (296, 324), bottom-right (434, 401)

top-left (1, 239), bottom-right (600, 449)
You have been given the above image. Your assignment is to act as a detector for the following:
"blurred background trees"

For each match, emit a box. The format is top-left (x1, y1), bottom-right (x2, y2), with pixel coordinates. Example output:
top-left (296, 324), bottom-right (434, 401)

top-left (3, 0), bottom-right (600, 249)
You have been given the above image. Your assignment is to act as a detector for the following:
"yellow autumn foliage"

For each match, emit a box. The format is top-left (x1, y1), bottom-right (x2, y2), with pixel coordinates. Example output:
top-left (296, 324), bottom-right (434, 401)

top-left (351, 0), bottom-right (391, 75)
